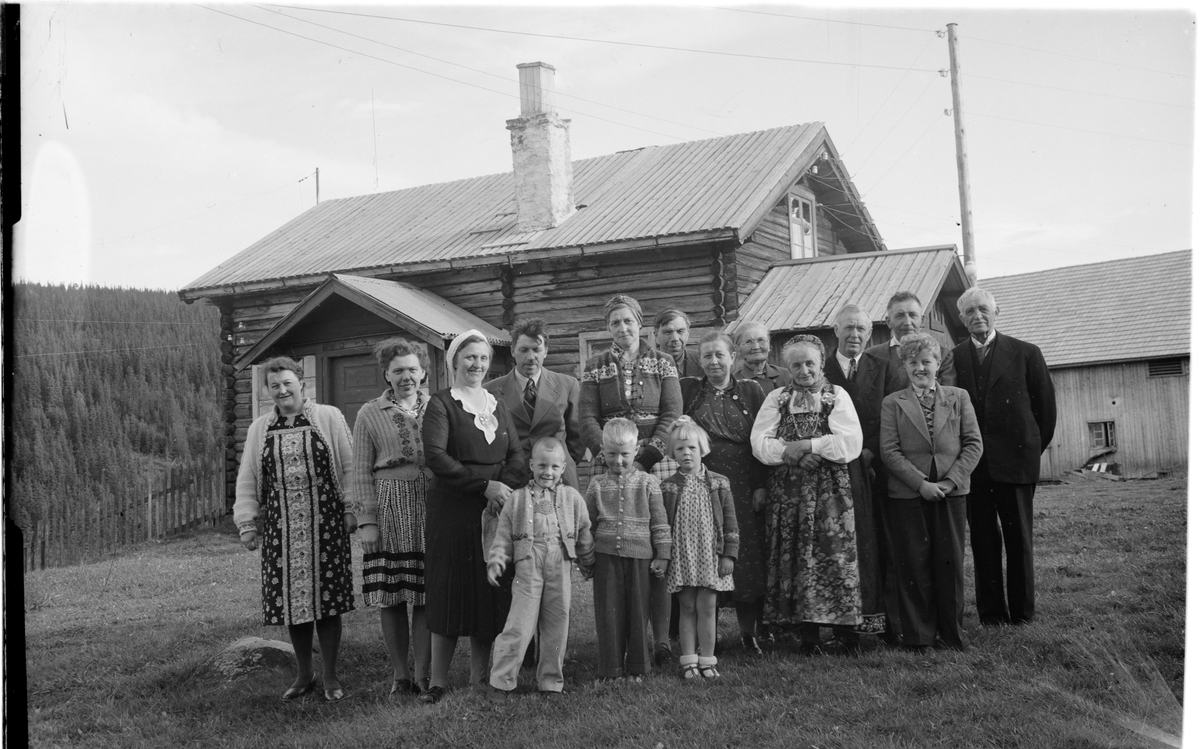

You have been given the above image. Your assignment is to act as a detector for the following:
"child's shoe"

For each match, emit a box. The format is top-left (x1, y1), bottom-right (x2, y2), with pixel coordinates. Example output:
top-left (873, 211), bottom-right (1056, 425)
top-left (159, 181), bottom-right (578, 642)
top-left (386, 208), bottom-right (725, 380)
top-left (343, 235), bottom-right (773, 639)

top-left (698, 655), bottom-right (720, 680)
top-left (679, 654), bottom-right (700, 680)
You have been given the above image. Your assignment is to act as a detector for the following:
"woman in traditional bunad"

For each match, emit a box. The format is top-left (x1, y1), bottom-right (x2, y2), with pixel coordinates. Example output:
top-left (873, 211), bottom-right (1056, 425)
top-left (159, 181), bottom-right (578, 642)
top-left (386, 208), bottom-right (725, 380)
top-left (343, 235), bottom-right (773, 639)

top-left (352, 338), bottom-right (434, 698)
top-left (578, 294), bottom-right (683, 668)
top-left (680, 330), bottom-right (770, 655)
top-left (235, 356), bottom-right (356, 701)
top-left (419, 330), bottom-right (525, 704)
top-left (750, 335), bottom-right (864, 655)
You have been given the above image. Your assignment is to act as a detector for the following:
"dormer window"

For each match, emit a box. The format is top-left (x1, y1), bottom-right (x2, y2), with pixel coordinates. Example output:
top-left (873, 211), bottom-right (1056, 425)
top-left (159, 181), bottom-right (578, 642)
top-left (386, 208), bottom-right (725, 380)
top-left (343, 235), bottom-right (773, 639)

top-left (788, 185), bottom-right (817, 260)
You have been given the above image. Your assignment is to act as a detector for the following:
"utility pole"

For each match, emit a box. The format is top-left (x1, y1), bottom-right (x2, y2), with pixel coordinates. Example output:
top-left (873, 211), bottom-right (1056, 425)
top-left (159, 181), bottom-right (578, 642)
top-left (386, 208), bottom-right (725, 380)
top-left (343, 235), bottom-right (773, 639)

top-left (315, 167), bottom-right (320, 204)
top-left (946, 23), bottom-right (977, 286)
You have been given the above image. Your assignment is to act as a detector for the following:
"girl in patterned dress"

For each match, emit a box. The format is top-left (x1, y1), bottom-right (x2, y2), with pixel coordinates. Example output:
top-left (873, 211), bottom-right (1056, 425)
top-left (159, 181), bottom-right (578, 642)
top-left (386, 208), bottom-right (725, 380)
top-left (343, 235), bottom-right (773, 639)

top-left (750, 335), bottom-right (864, 656)
top-left (353, 338), bottom-right (434, 698)
top-left (234, 357), bottom-right (357, 702)
top-left (659, 418), bottom-right (739, 679)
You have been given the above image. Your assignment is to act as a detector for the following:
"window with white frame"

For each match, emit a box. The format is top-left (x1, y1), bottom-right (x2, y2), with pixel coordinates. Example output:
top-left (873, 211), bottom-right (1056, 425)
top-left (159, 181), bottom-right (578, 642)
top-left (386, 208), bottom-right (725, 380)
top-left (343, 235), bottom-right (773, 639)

top-left (1088, 421), bottom-right (1116, 449)
top-left (788, 186), bottom-right (817, 260)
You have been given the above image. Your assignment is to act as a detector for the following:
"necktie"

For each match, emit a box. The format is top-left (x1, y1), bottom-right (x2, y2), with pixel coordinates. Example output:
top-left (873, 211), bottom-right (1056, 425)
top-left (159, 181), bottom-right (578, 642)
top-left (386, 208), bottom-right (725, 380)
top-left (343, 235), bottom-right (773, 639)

top-left (847, 357), bottom-right (858, 382)
top-left (524, 377), bottom-right (537, 416)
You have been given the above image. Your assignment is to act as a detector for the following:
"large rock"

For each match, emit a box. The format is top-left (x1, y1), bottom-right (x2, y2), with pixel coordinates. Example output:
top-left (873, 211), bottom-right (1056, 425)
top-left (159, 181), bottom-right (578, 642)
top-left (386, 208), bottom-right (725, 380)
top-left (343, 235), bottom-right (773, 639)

top-left (205, 636), bottom-right (296, 680)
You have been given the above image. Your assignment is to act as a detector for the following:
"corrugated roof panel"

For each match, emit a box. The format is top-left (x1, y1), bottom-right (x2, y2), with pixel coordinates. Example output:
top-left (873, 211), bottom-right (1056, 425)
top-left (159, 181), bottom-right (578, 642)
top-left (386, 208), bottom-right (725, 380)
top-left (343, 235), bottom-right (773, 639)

top-left (979, 250), bottom-right (1190, 367)
top-left (738, 247), bottom-right (966, 331)
top-left (333, 274), bottom-right (511, 345)
top-left (184, 124), bottom-right (837, 292)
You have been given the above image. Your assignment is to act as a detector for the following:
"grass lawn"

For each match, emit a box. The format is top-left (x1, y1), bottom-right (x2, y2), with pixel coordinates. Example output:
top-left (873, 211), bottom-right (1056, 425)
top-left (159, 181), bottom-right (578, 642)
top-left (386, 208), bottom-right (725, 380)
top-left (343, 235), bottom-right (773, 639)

top-left (22, 475), bottom-right (1185, 748)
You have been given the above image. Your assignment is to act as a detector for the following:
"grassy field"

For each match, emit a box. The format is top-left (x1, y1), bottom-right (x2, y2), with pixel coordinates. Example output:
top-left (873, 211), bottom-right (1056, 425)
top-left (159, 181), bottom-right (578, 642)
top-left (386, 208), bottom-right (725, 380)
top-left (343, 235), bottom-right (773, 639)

top-left (22, 475), bottom-right (1185, 748)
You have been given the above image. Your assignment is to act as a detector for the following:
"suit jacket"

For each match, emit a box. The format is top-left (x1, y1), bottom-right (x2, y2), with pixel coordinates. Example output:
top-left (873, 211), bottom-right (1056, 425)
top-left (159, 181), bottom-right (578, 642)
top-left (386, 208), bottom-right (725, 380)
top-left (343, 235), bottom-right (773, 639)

top-left (880, 385), bottom-right (983, 498)
top-left (485, 368), bottom-right (585, 489)
top-left (824, 350), bottom-right (889, 460)
top-left (867, 341), bottom-right (958, 394)
top-left (952, 332), bottom-right (1057, 485)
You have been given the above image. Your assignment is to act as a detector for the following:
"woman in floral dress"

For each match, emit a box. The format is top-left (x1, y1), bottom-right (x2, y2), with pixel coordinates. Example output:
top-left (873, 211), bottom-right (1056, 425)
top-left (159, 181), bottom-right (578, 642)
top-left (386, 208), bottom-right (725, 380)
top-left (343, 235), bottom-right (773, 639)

top-left (750, 335), bottom-right (864, 655)
top-left (235, 357), bottom-right (356, 701)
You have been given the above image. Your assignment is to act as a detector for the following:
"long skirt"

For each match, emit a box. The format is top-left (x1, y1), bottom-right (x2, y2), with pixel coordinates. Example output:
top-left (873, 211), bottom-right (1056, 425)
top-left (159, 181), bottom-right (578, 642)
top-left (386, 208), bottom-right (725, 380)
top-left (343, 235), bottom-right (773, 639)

top-left (762, 461), bottom-right (861, 627)
top-left (707, 438), bottom-right (766, 604)
top-left (847, 458), bottom-right (885, 634)
top-left (362, 475), bottom-right (429, 608)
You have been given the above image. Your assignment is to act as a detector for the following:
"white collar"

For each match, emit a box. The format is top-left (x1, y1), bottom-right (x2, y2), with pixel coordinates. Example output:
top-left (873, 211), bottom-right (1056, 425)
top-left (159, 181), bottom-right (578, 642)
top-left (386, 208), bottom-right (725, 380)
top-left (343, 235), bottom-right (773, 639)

top-left (889, 335), bottom-right (901, 347)
top-left (513, 368), bottom-right (542, 390)
top-left (835, 350), bottom-right (859, 377)
top-left (972, 330), bottom-right (998, 348)
top-left (911, 381), bottom-right (938, 398)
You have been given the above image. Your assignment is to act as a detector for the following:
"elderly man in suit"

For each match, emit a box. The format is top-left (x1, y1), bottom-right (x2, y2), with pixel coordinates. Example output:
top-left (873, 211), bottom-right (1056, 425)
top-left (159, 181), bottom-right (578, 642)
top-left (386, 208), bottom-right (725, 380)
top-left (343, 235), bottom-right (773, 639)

top-left (485, 318), bottom-right (585, 489)
top-left (824, 304), bottom-right (892, 647)
top-left (951, 287), bottom-right (1056, 626)
top-left (732, 321), bottom-right (791, 394)
top-left (867, 291), bottom-right (957, 393)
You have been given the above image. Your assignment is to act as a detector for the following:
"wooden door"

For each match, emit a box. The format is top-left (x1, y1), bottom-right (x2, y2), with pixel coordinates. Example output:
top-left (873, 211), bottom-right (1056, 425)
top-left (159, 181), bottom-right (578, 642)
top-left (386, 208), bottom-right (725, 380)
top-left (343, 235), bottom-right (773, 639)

top-left (329, 353), bottom-right (387, 430)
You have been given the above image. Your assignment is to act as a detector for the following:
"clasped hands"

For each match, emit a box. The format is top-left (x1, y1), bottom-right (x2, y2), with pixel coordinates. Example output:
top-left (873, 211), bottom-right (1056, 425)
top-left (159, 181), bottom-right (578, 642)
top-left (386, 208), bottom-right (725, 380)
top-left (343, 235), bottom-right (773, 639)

top-left (782, 439), bottom-right (821, 470)
top-left (919, 479), bottom-right (957, 501)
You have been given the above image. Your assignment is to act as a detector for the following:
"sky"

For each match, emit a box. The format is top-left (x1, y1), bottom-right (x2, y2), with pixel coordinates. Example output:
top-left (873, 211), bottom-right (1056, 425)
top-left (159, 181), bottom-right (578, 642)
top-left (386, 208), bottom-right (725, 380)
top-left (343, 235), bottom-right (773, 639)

top-left (14, 2), bottom-right (1196, 291)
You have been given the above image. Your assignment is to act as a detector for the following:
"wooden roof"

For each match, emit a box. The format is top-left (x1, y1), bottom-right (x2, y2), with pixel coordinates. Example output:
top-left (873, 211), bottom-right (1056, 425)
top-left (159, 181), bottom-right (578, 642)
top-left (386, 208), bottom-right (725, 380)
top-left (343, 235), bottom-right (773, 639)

top-left (182, 123), bottom-right (885, 299)
top-left (234, 273), bottom-right (510, 370)
top-left (734, 246), bottom-right (969, 332)
top-left (980, 250), bottom-right (1191, 368)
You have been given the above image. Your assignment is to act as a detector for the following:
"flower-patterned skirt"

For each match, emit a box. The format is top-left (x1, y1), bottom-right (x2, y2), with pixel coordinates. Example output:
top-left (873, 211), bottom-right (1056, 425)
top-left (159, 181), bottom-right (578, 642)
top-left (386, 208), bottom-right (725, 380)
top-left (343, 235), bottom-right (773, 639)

top-left (260, 419), bottom-right (355, 626)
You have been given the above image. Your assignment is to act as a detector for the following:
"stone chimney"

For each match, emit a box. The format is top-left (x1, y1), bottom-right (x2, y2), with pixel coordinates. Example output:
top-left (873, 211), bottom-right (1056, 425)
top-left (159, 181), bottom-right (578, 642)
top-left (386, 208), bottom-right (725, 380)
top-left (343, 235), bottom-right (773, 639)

top-left (506, 62), bottom-right (575, 232)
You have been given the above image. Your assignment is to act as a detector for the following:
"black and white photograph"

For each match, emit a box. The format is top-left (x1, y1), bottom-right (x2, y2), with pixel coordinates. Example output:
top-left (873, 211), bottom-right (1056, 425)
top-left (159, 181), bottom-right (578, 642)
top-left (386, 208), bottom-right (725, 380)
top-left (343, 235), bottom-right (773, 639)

top-left (10, 3), bottom-right (1192, 746)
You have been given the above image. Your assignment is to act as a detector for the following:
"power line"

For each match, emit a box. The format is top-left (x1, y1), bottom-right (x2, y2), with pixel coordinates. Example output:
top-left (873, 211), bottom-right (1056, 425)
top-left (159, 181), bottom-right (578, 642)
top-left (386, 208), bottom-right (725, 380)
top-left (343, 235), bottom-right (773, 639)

top-left (14, 343), bottom-right (210, 359)
top-left (850, 74), bottom-right (941, 182)
top-left (967, 72), bottom-right (1190, 110)
top-left (962, 33), bottom-right (1193, 79)
top-left (255, 4), bottom-right (724, 137)
top-left (197, 4), bottom-right (692, 142)
top-left (267, 4), bottom-right (945, 74)
top-left (844, 32), bottom-right (939, 154)
top-left (710, 5), bottom-right (935, 34)
top-left (966, 110), bottom-right (1189, 147)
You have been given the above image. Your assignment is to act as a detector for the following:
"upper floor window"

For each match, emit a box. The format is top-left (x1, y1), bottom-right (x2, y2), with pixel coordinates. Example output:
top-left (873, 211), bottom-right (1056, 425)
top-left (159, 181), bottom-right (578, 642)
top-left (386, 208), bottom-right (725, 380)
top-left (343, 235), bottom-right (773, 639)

top-left (788, 185), bottom-right (817, 260)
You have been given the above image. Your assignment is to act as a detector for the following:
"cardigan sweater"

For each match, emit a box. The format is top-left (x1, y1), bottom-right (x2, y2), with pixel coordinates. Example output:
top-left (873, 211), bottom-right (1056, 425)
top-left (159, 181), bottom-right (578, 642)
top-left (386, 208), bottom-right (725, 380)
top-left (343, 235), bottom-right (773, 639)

top-left (659, 467), bottom-right (740, 561)
top-left (579, 344), bottom-right (682, 469)
top-left (351, 390), bottom-right (433, 526)
top-left (234, 400), bottom-right (354, 535)
top-left (584, 470), bottom-right (672, 561)
top-left (487, 481), bottom-right (596, 570)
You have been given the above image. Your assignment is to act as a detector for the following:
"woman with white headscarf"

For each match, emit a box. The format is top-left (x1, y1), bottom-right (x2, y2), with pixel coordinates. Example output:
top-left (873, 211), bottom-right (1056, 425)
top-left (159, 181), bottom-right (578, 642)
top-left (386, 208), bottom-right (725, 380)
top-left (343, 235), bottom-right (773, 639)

top-left (419, 330), bottom-right (525, 704)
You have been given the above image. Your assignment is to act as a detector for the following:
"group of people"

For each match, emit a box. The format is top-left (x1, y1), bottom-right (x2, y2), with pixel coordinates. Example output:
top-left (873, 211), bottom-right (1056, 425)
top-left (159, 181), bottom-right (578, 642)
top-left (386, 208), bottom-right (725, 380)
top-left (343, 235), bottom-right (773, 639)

top-left (233, 287), bottom-right (1056, 702)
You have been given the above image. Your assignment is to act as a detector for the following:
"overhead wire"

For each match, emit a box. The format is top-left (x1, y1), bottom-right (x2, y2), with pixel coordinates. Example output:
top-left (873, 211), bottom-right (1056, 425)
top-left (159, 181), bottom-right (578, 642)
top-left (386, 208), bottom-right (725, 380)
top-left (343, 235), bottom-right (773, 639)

top-left (843, 31), bottom-right (939, 154)
top-left (849, 74), bottom-right (941, 182)
top-left (967, 72), bottom-right (1189, 110)
top-left (709, 6), bottom-right (935, 34)
top-left (962, 33), bottom-right (1192, 79)
top-left (196, 4), bottom-right (693, 142)
top-left (966, 111), bottom-right (1189, 147)
top-left (254, 4), bottom-right (725, 137)
top-left (265, 3), bottom-right (945, 74)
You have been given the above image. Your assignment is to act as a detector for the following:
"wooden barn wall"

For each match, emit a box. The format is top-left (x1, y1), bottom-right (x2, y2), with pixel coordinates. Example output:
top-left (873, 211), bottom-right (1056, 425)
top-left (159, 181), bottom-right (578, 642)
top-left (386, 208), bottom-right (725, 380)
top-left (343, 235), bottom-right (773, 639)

top-left (1039, 360), bottom-right (1189, 478)
top-left (511, 244), bottom-right (722, 377)
top-left (736, 201), bottom-right (856, 308)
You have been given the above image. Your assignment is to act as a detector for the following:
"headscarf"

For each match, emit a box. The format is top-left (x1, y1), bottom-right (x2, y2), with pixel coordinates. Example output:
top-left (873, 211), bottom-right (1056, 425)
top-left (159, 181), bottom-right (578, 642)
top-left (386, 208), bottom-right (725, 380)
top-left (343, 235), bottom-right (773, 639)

top-left (445, 329), bottom-right (488, 385)
top-left (603, 294), bottom-right (643, 327)
top-left (782, 334), bottom-right (827, 412)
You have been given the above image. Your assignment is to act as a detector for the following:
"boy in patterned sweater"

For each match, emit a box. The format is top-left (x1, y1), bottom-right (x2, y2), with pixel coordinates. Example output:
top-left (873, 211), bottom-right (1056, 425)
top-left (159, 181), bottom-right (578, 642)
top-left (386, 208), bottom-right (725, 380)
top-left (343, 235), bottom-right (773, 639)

top-left (584, 418), bottom-right (672, 682)
top-left (487, 437), bottom-right (594, 694)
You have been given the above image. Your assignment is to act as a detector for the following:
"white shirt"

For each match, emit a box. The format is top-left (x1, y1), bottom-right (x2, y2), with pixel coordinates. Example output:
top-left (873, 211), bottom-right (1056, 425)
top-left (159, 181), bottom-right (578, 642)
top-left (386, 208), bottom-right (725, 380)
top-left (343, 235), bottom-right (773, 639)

top-left (835, 350), bottom-right (860, 380)
top-left (513, 367), bottom-right (543, 391)
top-left (971, 330), bottom-right (997, 348)
top-left (750, 384), bottom-right (863, 466)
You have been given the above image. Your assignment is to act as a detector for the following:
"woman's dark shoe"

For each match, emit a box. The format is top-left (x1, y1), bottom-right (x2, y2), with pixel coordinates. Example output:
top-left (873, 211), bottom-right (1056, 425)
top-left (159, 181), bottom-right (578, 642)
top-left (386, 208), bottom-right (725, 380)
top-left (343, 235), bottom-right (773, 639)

top-left (390, 678), bottom-right (421, 697)
top-left (420, 685), bottom-right (448, 704)
top-left (654, 643), bottom-right (673, 667)
top-left (281, 674), bottom-right (318, 701)
top-left (417, 677), bottom-right (431, 694)
top-left (741, 634), bottom-right (763, 656)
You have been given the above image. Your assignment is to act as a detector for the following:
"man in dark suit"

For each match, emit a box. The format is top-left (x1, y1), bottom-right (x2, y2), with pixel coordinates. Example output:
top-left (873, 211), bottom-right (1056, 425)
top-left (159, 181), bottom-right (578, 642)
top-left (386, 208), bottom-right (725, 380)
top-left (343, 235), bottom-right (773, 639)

top-left (653, 308), bottom-right (703, 380)
top-left (866, 291), bottom-right (957, 392)
top-left (824, 304), bottom-right (894, 647)
top-left (952, 287), bottom-right (1056, 625)
top-left (485, 318), bottom-right (585, 489)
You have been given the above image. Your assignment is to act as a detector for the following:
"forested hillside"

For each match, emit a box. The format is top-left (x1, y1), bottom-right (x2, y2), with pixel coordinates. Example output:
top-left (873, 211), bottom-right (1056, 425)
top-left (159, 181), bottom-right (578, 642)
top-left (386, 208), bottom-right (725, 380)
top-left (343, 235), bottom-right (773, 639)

top-left (10, 283), bottom-right (223, 537)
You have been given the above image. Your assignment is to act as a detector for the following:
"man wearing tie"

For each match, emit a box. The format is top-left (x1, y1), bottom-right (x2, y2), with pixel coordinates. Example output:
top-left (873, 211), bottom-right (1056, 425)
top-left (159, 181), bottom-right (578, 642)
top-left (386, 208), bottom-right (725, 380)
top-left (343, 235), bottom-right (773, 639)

top-left (866, 291), bottom-right (957, 392)
top-left (823, 304), bottom-right (892, 646)
top-left (485, 318), bottom-right (586, 489)
top-left (951, 287), bottom-right (1056, 626)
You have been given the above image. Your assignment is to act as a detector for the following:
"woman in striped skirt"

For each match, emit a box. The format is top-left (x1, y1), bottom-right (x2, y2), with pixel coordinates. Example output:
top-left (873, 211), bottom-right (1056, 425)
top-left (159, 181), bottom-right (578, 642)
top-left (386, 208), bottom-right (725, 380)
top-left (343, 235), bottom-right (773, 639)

top-left (353, 338), bottom-right (434, 697)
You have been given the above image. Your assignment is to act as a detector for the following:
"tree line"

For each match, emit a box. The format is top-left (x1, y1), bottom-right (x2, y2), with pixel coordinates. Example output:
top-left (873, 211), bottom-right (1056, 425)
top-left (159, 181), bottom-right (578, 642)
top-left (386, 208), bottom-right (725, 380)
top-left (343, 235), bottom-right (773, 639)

top-left (10, 282), bottom-right (223, 540)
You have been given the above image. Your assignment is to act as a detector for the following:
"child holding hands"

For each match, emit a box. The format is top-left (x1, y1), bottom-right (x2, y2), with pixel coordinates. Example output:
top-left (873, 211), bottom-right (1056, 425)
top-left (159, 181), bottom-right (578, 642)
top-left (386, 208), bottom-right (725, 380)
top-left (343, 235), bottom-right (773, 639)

top-left (487, 437), bottom-right (595, 694)
top-left (585, 418), bottom-right (672, 683)
top-left (659, 417), bottom-right (739, 679)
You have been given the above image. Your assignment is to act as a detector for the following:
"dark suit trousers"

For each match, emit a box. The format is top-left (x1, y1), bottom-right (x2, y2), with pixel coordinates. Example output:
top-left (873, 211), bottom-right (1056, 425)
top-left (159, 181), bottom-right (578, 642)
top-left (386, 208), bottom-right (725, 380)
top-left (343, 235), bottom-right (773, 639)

top-left (872, 470), bottom-right (903, 638)
top-left (889, 496), bottom-right (967, 648)
top-left (966, 475), bottom-right (1036, 624)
